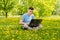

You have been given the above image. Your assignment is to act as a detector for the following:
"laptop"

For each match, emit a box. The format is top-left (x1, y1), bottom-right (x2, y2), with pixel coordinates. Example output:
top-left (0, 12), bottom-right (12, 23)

top-left (28, 19), bottom-right (42, 28)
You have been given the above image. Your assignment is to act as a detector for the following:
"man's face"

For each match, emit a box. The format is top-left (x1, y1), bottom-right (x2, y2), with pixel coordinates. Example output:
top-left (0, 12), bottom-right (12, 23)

top-left (28, 9), bottom-right (33, 15)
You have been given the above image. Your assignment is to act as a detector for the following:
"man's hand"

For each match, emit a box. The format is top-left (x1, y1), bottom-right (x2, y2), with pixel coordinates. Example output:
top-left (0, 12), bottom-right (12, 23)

top-left (19, 20), bottom-right (29, 28)
top-left (24, 23), bottom-right (28, 28)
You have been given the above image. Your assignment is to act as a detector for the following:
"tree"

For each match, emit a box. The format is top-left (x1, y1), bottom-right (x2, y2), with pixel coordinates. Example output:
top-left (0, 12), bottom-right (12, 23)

top-left (18, 0), bottom-right (56, 17)
top-left (0, 0), bottom-right (18, 18)
top-left (33, 0), bottom-right (56, 17)
top-left (53, 0), bottom-right (60, 15)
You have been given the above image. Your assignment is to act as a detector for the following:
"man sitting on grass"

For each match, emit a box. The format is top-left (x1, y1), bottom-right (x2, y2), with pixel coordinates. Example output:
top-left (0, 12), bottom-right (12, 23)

top-left (19, 7), bottom-right (42, 30)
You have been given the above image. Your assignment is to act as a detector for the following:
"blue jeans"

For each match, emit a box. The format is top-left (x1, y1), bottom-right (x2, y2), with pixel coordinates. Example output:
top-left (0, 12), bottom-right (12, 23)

top-left (22, 24), bottom-right (42, 30)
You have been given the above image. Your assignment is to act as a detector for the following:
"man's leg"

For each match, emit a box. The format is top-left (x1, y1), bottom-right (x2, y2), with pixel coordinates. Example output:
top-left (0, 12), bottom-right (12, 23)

top-left (22, 26), bottom-right (28, 30)
top-left (33, 24), bottom-right (42, 30)
top-left (38, 24), bottom-right (42, 28)
top-left (23, 25), bottom-right (33, 30)
top-left (22, 24), bottom-right (42, 30)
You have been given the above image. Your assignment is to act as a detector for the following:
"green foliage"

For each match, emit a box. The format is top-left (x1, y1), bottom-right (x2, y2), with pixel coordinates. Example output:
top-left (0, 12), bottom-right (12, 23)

top-left (0, 0), bottom-right (56, 17)
top-left (0, 0), bottom-right (18, 17)
top-left (33, 0), bottom-right (56, 17)
top-left (17, 0), bottom-right (56, 17)
top-left (17, 5), bottom-right (27, 15)
top-left (0, 0), bottom-right (18, 11)
top-left (53, 0), bottom-right (60, 15)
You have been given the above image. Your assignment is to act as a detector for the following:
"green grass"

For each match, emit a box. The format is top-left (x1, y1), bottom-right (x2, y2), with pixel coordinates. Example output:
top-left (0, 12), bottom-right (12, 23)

top-left (0, 17), bottom-right (60, 40)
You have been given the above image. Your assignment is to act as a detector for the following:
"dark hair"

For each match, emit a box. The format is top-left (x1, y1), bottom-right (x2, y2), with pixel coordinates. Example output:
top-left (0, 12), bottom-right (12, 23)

top-left (29, 7), bottom-right (34, 10)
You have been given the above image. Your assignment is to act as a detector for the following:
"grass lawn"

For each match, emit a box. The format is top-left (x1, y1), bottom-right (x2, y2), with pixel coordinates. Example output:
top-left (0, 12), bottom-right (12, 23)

top-left (0, 17), bottom-right (60, 40)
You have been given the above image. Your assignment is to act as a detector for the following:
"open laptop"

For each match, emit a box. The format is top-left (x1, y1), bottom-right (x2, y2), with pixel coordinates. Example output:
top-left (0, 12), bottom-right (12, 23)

top-left (28, 19), bottom-right (42, 28)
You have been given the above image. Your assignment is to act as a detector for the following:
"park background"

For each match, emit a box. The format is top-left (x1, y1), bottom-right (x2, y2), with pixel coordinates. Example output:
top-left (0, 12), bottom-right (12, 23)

top-left (0, 0), bottom-right (60, 40)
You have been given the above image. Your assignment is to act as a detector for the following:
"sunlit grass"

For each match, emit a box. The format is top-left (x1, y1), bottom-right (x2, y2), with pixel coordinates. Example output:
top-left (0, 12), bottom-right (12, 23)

top-left (41, 15), bottom-right (60, 20)
top-left (0, 17), bottom-right (60, 40)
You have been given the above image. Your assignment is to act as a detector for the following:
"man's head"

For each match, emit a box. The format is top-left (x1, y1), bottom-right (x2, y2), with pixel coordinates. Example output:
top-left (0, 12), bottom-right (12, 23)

top-left (28, 7), bottom-right (34, 15)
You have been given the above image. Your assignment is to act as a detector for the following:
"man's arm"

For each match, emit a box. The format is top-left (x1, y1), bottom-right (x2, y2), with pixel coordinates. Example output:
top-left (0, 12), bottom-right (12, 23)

top-left (19, 20), bottom-right (25, 25)
top-left (19, 20), bottom-right (28, 27)
top-left (19, 14), bottom-right (28, 27)
top-left (19, 20), bottom-right (29, 25)
top-left (19, 14), bottom-right (25, 25)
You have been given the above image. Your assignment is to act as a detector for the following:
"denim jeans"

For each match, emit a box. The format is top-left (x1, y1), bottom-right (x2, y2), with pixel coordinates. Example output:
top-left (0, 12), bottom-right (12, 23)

top-left (22, 24), bottom-right (42, 30)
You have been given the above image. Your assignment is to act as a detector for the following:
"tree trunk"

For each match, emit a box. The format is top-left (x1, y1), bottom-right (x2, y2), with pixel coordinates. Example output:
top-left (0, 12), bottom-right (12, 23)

top-left (5, 12), bottom-right (8, 18)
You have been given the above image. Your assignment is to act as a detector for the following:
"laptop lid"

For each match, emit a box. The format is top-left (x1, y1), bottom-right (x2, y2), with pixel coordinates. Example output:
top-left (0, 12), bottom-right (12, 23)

top-left (28, 19), bottom-right (42, 27)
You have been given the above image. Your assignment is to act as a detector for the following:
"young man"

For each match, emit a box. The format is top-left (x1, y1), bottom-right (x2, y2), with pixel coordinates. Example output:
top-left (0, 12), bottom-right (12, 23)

top-left (19, 7), bottom-right (42, 30)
